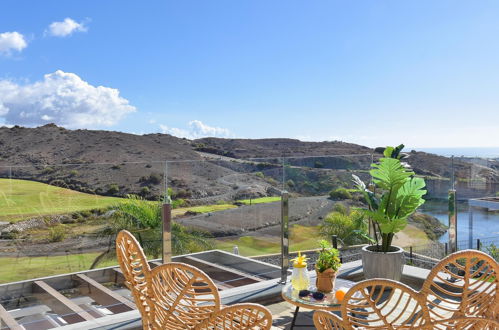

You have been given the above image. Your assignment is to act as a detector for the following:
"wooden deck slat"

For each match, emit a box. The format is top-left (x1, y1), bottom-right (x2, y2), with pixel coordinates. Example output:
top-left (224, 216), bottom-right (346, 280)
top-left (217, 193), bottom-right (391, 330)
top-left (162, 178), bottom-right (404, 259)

top-left (34, 280), bottom-right (94, 322)
top-left (75, 274), bottom-right (135, 310)
top-left (0, 303), bottom-right (22, 330)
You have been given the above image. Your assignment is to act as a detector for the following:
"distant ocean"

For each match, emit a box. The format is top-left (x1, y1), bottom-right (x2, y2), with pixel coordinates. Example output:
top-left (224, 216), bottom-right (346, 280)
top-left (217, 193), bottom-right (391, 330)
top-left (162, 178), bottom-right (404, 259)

top-left (410, 147), bottom-right (499, 158)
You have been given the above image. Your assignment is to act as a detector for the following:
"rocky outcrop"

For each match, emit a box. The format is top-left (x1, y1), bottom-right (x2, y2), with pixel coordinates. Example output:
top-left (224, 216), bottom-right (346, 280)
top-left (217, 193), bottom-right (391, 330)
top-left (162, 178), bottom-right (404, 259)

top-left (409, 212), bottom-right (448, 240)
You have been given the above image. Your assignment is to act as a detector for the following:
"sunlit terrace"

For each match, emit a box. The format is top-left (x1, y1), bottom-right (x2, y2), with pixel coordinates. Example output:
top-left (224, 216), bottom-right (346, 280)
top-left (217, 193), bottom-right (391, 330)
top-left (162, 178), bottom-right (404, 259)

top-left (0, 153), bottom-right (498, 329)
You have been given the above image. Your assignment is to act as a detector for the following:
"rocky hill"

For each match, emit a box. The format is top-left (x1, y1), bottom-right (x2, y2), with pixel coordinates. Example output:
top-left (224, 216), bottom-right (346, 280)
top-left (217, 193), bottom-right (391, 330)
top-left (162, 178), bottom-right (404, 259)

top-left (0, 124), bottom-right (497, 202)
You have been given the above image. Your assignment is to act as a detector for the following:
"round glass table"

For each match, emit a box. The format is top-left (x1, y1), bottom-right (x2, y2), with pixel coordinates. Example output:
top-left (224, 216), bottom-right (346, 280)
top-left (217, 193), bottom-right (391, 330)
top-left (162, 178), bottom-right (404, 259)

top-left (281, 278), bottom-right (357, 329)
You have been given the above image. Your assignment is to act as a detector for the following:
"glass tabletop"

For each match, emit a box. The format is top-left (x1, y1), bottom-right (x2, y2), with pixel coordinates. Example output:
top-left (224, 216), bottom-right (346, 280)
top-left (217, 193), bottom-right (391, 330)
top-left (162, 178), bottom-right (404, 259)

top-left (282, 278), bottom-right (357, 308)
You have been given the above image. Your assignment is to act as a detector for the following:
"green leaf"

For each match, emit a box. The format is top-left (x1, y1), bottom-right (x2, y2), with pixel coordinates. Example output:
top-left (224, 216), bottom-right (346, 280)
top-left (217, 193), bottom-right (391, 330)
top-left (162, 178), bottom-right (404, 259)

top-left (394, 177), bottom-right (426, 219)
top-left (383, 146), bottom-right (395, 158)
top-left (379, 218), bottom-right (407, 234)
top-left (370, 158), bottom-right (414, 191)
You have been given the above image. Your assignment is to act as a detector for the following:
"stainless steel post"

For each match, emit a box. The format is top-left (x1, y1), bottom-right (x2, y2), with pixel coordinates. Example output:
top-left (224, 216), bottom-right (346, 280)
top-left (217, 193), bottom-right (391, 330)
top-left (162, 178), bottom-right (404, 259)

top-left (468, 203), bottom-right (473, 249)
top-left (162, 203), bottom-right (172, 263)
top-left (448, 189), bottom-right (457, 253)
top-left (280, 190), bottom-right (289, 284)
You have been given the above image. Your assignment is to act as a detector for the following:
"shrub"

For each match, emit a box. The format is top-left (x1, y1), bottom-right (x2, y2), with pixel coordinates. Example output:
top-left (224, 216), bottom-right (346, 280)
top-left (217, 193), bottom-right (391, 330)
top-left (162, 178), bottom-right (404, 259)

top-left (172, 198), bottom-right (186, 209)
top-left (255, 172), bottom-right (264, 179)
top-left (69, 170), bottom-right (78, 176)
top-left (111, 164), bottom-right (121, 170)
top-left (174, 189), bottom-right (191, 198)
top-left (80, 210), bottom-right (92, 218)
top-left (1, 230), bottom-right (19, 239)
top-left (42, 167), bottom-right (55, 174)
top-left (266, 177), bottom-right (278, 185)
top-left (148, 173), bottom-right (162, 185)
top-left (48, 226), bottom-right (66, 242)
top-left (286, 179), bottom-right (295, 188)
top-left (320, 208), bottom-right (369, 245)
top-left (140, 186), bottom-right (150, 196)
top-left (486, 243), bottom-right (499, 262)
top-left (329, 188), bottom-right (352, 200)
top-left (331, 202), bottom-right (348, 215)
top-left (107, 184), bottom-right (119, 195)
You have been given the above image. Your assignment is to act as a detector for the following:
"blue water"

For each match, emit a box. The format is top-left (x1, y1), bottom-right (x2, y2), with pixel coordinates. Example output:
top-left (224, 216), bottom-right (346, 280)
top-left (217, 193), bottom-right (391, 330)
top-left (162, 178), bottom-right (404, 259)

top-left (418, 200), bottom-right (499, 246)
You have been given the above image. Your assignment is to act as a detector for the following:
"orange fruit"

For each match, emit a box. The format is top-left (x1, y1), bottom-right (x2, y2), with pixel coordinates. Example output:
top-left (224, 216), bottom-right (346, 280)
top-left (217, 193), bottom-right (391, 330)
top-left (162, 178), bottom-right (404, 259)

top-left (335, 288), bottom-right (347, 302)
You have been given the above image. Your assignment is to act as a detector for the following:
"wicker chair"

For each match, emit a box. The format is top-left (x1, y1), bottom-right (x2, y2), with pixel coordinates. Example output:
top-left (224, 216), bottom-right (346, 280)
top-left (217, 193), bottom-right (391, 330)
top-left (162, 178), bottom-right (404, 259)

top-left (420, 249), bottom-right (499, 322)
top-left (116, 230), bottom-right (272, 330)
top-left (314, 249), bottom-right (499, 330)
top-left (313, 279), bottom-right (429, 329)
top-left (116, 230), bottom-right (153, 329)
top-left (149, 262), bottom-right (272, 329)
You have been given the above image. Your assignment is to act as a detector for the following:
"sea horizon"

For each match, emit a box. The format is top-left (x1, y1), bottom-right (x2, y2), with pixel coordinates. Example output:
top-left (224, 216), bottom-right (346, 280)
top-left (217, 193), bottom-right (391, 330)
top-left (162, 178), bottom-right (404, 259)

top-left (410, 147), bottom-right (499, 158)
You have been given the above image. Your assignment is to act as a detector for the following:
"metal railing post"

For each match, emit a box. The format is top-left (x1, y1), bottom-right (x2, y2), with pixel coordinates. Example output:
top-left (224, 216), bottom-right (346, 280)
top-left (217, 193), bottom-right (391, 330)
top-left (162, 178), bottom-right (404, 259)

top-left (162, 203), bottom-right (172, 263)
top-left (331, 235), bottom-right (338, 249)
top-left (280, 191), bottom-right (289, 284)
top-left (468, 204), bottom-right (474, 250)
top-left (477, 238), bottom-right (481, 251)
top-left (448, 189), bottom-right (458, 253)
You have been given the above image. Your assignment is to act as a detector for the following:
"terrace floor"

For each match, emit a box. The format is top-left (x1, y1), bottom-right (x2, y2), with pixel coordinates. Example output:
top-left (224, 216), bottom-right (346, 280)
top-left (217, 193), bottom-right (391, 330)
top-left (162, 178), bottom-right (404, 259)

top-left (268, 301), bottom-right (315, 329)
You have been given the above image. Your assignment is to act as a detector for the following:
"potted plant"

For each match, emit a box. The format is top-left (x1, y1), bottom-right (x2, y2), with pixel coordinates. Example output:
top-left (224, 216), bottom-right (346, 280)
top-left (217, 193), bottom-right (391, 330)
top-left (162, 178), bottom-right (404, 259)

top-left (315, 240), bottom-right (342, 292)
top-left (353, 145), bottom-right (426, 281)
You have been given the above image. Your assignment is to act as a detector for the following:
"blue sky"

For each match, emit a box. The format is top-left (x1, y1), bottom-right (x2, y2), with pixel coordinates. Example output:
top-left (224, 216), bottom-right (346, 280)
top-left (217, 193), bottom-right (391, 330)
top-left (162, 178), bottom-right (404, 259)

top-left (1, 1), bottom-right (499, 148)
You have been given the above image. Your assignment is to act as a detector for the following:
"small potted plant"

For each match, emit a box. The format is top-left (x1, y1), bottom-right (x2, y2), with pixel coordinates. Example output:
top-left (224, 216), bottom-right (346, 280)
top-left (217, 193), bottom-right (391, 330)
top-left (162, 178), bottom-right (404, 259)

top-left (315, 240), bottom-right (342, 293)
top-left (353, 144), bottom-right (426, 281)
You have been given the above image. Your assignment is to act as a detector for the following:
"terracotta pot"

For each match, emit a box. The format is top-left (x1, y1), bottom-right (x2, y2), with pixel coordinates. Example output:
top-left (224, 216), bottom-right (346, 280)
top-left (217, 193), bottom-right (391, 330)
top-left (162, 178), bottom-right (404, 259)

top-left (315, 268), bottom-right (337, 293)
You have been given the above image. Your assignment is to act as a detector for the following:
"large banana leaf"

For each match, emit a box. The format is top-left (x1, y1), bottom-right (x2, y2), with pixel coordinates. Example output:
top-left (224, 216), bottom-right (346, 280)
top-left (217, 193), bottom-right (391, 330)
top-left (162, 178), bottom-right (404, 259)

top-left (370, 158), bottom-right (414, 191)
top-left (393, 177), bottom-right (426, 219)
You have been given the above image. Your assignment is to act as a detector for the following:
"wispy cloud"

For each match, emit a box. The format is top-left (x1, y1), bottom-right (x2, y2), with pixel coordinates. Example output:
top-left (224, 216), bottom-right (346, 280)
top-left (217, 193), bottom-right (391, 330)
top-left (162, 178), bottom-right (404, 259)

top-left (159, 120), bottom-right (232, 139)
top-left (46, 18), bottom-right (88, 37)
top-left (0, 31), bottom-right (27, 56)
top-left (0, 70), bottom-right (135, 128)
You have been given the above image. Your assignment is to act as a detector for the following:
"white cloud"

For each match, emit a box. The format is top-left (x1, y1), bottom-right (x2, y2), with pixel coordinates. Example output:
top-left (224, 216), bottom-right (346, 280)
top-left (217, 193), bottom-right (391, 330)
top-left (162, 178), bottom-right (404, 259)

top-left (159, 120), bottom-right (232, 139)
top-left (0, 70), bottom-right (136, 128)
top-left (46, 18), bottom-right (87, 37)
top-left (0, 32), bottom-right (27, 56)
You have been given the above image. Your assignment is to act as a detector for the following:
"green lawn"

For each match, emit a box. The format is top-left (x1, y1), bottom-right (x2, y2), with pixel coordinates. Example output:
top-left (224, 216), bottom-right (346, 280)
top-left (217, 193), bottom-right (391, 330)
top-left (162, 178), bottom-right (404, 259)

top-left (236, 196), bottom-right (281, 205)
top-left (0, 179), bottom-right (122, 222)
top-left (172, 197), bottom-right (281, 217)
top-left (0, 252), bottom-right (118, 283)
top-left (216, 224), bottom-right (322, 256)
top-left (172, 204), bottom-right (237, 217)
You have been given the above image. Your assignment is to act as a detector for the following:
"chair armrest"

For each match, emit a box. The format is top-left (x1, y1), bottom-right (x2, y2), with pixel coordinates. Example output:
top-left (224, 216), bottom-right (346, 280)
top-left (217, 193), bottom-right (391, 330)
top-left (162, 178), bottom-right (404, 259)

top-left (196, 303), bottom-right (272, 330)
top-left (313, 310), bottom-right (346, 330)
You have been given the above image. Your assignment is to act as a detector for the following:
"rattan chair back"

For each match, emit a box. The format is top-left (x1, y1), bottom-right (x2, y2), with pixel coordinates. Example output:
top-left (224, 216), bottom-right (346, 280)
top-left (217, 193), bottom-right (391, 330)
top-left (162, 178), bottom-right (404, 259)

top-left (149, 262), bottom-right (221, 329)
top-left (116, 230), bottom-right (152, 328)
top-left (421, 249), bottom-right (499, 321)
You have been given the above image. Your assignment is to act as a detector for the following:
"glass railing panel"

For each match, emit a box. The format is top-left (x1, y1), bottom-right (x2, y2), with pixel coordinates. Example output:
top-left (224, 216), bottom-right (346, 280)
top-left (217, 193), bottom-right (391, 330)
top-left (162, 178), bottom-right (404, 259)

top-left (166, 157), bottom-right (284, 284)
top-left (285, 154), bottom-right (372, 266)
top-left (452, 154), bottom-right (499, 255)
